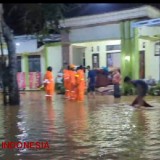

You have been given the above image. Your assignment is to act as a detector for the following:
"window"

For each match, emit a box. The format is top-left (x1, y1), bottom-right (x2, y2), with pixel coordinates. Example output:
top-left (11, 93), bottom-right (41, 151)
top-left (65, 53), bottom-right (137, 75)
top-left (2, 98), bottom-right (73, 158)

top-left (28, 55), bottom-right (41, 72)
top-left (106, 52), bottom-right (121, 68)
top-left (17, 56), bottom-right (22, 72)
top-left (106, 45), bottom-right (121, 51)
top-left (92, 53), bottom-right (99, 68)
top-left (91, 47), bottom-right (94, 52)
top-left (155, 42), bottom-right (160, 56)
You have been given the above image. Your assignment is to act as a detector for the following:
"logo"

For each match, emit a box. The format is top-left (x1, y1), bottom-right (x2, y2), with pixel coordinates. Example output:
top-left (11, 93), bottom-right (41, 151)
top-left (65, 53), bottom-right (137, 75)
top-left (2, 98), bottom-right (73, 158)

top-left (1, 141), bottom-right (50, 150)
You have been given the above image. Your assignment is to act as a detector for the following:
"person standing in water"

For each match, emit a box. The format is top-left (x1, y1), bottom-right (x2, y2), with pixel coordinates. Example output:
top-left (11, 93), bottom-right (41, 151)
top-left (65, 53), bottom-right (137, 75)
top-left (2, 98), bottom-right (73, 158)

top-left (63, 65), bottom-right (70, 99)
top-left (112, 68), bottom-right (121, 98)
top-left (43, 66), bottom-right (55, 101)
top-left (124, 76), bottom-right (153, 107)
top-left (86, 65), bottom-right (97, 98)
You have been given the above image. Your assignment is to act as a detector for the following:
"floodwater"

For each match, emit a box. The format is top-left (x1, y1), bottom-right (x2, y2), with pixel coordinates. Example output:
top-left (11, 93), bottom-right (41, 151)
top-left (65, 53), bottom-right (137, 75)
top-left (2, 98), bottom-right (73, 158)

top-left (0, 92), bottom-right (160, 160)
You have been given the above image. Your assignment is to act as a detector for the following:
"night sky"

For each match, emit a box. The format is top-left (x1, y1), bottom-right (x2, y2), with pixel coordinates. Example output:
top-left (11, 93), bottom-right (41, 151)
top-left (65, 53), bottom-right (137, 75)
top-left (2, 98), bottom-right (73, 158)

top-left (3, 3), bottom-right (160, 35)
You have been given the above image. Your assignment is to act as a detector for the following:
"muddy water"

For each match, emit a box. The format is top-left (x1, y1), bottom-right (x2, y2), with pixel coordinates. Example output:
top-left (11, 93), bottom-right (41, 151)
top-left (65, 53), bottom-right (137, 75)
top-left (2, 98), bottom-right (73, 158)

top-left (0, 92), bottom-right (160, 160)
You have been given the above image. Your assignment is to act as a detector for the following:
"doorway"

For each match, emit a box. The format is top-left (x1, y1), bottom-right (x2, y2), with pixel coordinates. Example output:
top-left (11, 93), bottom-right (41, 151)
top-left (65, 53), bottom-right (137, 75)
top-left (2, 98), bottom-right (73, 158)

top-left (139, 50), bottom-right (145, 79)
top-left (106, 52), bottom-right (121, 68)
top-left (92, 53), bottom-right (99, 68)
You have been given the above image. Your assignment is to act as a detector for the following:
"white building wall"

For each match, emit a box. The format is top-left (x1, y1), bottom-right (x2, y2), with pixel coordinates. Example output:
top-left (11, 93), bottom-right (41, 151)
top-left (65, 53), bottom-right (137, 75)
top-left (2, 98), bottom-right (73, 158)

top-left (0, 39), bottom-right (38, 55)
top-left (69, 23), bottom-right (120, 43)
top-left (15, 39), bottom-right (37, 54)
top-left (71, 47), bottom-right (85, 66)
top-left (41, 53), bottom-right (46, 79)
top-left (138, 25), bottom-right (160, 81)
top-left (72, 40), bottom-right (121, 68)
top-left (139, 26), bottom-right (160, 37)
top-left (139, 39), bottom-right (159, 81)
top-left (46, 45), bottom-right (62, 80)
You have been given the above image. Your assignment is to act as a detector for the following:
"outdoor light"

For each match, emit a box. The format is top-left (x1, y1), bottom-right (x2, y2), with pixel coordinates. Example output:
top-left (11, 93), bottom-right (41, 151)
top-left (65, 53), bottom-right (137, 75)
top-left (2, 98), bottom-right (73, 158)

top-left (124, 56), bottom-right (130, 61)
top-left (16, 43), bottom-right (20, 46)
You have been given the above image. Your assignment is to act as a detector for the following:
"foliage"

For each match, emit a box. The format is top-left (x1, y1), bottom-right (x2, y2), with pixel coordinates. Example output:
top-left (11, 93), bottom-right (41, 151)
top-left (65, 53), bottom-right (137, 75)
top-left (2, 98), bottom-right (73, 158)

top-left (122, 83), bottom-right (135, 96)
top-left (3, 3), bottom-right (82, 36)
top-left (148, 84), bottom-right (160, 96)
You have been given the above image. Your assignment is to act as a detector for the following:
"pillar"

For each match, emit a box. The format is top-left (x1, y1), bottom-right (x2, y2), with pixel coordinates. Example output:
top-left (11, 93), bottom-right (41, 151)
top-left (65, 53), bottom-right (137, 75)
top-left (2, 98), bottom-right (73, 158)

top-left (22, 54), bottom-right (29, 90)
top-left (131, 27), bottom-right (139, 79)
top-left (61, 29), bottom-right (70, 65)
top-left (44, 45), bottom-right (48, 69)
top-left (120, 20), bottom-right (139, 80)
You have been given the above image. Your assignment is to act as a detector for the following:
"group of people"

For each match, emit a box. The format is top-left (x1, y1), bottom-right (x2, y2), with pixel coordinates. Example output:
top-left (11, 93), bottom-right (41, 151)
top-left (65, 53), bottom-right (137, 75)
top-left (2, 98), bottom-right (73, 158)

top-left (63, 64), bottom-right (86, 102)
top-left (42, 65), bottom-right (153, 107)
top-left (42, 64), bottom-right (96, 102)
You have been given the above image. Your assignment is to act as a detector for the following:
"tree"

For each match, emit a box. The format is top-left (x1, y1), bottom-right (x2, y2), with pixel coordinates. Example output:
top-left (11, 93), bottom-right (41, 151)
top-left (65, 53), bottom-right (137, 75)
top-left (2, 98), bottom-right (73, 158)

top-left (0, 3), bottom-right (81, 105)
top-left (0, 3), bottom-right (19, 105)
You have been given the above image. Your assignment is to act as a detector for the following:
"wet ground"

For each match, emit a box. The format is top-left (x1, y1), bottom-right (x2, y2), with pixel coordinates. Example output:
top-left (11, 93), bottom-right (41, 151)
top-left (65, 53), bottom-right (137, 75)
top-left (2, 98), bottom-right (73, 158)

top-left (0, 91), bottom-right (160, 160)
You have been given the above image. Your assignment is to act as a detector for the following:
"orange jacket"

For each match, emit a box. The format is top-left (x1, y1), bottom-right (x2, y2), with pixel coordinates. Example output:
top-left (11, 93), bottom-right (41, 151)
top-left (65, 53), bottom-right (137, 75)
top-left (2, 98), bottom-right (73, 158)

top-left (70, 70), bottom-right (76, 86)
top-left (44, 71), bottom-right (54, 92)
top-left (63, 69), bottom-right (70, 88)
top-left (76, 69), bottom-right (85, 89)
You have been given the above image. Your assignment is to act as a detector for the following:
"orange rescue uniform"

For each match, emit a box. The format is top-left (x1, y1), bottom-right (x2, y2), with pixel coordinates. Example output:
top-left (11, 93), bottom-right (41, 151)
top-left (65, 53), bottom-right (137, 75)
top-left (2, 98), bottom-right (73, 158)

top-left (69, 70), bottom-right (77, 100)
top-left (44, 71), bottom-right (55, 98)
top-left (76, 69), bottom-right (86, 101)
top-left (63, 69), bottom-right (70, 99)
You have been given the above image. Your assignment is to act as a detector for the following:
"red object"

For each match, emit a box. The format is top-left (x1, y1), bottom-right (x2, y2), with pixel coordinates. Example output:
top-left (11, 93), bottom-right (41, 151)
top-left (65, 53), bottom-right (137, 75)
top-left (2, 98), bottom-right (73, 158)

top-left (29, 72), bottom-right (41, 89)
top-left (17, 72), bottom-right (26, 89)
top-left (95, 70), bottom-right (112, 87)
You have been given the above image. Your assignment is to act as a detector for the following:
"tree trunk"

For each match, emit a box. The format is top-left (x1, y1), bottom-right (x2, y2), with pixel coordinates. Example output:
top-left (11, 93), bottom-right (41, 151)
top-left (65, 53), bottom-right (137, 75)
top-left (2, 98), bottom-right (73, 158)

top-left (1, 19), bottom-right (20, 105)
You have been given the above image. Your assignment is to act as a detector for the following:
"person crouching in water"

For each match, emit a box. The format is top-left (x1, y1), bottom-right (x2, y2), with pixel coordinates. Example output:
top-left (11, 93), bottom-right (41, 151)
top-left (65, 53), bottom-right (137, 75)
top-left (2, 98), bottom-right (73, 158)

top-left (124, 76), bottom-right (153, 107)
top-left (43, 66), bottom-right (55, 101)
top-left (112, 68), bottom-right (121, 98)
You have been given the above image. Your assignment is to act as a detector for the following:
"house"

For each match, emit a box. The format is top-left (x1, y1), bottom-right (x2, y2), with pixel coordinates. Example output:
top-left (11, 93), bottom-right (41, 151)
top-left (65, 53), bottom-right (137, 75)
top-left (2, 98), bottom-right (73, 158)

top-left (0, 34), bottom-right (62, 90)
top-left (59, 5), bottom-right (160, 81)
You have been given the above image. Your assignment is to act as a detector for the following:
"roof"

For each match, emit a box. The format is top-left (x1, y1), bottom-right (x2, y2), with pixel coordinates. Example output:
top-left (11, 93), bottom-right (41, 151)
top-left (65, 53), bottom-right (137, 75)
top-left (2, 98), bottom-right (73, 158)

top-left (64, 3), bottom-right (160, 18)
top-left (61, 5), bottom-right (160, 29)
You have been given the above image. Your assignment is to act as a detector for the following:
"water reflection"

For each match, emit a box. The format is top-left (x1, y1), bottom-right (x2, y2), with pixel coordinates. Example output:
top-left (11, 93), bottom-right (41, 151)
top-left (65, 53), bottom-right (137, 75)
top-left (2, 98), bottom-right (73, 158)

top-left (0, 92), bottom-right (160, 159)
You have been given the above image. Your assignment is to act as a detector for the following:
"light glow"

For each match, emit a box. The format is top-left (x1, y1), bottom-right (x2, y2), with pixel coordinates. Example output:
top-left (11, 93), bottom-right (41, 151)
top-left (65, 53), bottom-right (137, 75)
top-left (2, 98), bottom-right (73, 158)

top-left (124, 56), bottom-right (130, 61)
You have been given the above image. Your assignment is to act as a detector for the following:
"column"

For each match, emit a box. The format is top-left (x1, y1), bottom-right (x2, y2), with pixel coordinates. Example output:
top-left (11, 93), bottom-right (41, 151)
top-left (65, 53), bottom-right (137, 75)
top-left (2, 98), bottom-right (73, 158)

top-left (131, 27), bottom-right (139, 79)
top-left (22, 54), bottom-right (29, 90)
top-left (120, 20), bottom-right (139, 80)
top-left (44, 45), bottom-right (48, 69)
top-left (61, 29), bottom-right (70, 65)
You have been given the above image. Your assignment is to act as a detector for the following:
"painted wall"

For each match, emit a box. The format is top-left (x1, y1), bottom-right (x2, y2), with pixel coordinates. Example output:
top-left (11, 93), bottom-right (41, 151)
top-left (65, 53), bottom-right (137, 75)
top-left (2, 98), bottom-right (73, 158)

top-left (69, 23), bottom-right (120, 43)
top-left (72, 40), bottom-right (121, 68)
top-left (139, 26), bottom-right (160, 37)
top-left (0, 39), bottom-right (38, 55)
top-left (46, 45), bottom-right (62, 80)
top-left (139, 39), bottom-right (159, 81)
top-left (71, 47), bottom-right (85, 65)
top-left (15, 39), bottom-right (37, 54)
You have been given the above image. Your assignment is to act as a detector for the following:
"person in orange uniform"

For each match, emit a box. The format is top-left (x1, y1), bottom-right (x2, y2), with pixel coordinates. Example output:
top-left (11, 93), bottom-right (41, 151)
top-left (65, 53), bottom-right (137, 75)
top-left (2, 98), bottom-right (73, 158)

top-left (43, 66), bottom-right (55, 101)
top-left (63, 66), bottom-right (70, 99)
top-left (76, 65), bottom-right (86, 102)
top-left (69, 64), bottom-right (77, 100)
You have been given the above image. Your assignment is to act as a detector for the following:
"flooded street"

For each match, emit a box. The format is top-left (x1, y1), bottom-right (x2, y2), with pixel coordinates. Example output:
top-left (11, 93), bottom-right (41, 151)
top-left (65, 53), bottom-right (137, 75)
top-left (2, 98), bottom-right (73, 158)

top-left (0, 91), bottom-right (160, 160)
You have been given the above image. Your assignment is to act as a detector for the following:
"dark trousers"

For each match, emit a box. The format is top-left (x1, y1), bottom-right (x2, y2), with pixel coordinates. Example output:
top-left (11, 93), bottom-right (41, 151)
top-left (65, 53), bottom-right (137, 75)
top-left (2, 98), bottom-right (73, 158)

top-left (114, 84), bottom-right (121, 98)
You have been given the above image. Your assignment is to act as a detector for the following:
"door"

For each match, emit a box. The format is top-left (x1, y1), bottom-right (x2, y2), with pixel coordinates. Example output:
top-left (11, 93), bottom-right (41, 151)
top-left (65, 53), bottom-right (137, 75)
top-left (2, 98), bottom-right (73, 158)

top-left (139, 50), bottom-right (145, 79)
top-left (92, 53), bottom-right (99, 68)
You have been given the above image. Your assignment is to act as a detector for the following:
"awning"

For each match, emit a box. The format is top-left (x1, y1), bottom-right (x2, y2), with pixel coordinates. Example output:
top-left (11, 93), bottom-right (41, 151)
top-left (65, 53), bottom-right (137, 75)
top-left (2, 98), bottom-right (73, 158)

top-left (131, 18), bottom-right (160, 28)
